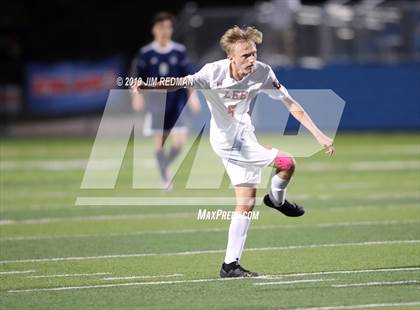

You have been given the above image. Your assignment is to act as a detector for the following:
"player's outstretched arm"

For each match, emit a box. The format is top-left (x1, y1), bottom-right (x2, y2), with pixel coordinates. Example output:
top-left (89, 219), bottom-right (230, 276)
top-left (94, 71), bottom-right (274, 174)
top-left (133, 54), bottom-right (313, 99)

top-left (282, 93), bottom-right (335, 157)
top-left (186, 89), bottom-right (201, 113)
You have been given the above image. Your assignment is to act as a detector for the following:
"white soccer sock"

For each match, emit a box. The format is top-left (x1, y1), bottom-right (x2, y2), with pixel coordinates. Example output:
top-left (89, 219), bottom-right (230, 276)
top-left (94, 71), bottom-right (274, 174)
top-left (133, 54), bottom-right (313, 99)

top-left (269, 175), bottom-right (290, 206)
top-left (224, 212), bottom-right (251, 264)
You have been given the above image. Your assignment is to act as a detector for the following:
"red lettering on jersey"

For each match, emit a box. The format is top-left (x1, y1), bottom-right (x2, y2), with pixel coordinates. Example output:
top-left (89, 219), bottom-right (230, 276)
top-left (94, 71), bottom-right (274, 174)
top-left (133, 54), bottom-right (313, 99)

top-left (227, 104), bottom-right (237, 116)
top-left (223, 90), bottom-right (248, 99)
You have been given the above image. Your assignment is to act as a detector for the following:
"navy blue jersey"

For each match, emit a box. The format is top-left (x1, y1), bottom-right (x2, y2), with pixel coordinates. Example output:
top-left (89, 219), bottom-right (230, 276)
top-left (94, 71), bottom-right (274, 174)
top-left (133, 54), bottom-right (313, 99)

top-left (135, 41), bottom-right (195, 116)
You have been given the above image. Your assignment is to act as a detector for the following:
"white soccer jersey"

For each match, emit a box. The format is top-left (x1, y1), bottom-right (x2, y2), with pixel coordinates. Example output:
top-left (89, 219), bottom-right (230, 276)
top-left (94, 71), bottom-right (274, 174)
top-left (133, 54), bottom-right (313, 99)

top-left (187, 59), bottom-right (288, 151)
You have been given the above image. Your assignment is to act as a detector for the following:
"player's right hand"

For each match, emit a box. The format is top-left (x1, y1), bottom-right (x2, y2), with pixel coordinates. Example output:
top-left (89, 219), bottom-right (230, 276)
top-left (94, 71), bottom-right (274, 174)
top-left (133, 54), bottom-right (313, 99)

top-left (317, 135), bottom-right (335, 158)
top-left (131, 79), bottom-right (145, 93)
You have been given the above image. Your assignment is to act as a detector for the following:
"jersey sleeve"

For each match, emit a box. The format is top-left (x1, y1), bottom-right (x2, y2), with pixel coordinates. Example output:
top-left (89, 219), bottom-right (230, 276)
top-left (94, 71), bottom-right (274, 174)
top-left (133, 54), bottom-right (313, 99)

top-left (186, 63), bottom-right (211, 89)
top-left (179, 50), bottom-right (196, 76)
top-left (260, 66), bottom-right (289, 100)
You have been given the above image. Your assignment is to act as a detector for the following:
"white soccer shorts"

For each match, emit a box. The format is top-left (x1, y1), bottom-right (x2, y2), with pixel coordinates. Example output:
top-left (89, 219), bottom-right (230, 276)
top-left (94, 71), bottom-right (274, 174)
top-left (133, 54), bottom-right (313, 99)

top-left (212, 130), bottom-right (278, 186)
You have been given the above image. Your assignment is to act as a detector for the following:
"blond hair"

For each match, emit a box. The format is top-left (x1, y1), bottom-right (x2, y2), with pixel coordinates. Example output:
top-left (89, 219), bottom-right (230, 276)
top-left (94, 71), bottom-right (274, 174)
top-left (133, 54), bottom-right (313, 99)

top-left (220, 26), bottom-right (263, 54)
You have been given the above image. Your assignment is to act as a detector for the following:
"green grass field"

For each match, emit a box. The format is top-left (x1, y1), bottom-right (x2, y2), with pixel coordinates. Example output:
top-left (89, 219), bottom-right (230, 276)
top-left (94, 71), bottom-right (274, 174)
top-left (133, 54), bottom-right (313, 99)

top-left (0, 133), bottom-right (419, 309)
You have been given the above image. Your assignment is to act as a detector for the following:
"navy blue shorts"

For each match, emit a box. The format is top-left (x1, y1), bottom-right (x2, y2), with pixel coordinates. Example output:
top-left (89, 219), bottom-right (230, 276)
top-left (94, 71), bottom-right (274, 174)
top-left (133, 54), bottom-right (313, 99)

top-left (143, 106), bottom-right (189, 135)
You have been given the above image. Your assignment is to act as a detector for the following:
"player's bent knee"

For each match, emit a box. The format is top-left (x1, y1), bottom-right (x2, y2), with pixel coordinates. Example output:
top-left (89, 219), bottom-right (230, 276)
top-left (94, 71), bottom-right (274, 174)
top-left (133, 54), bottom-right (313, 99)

top-left (274, 152), bottom-right (295, 172)
top-left (236, 197), bottom-right (256, 212)
top-left (236, 205), bottom-right (255, 214)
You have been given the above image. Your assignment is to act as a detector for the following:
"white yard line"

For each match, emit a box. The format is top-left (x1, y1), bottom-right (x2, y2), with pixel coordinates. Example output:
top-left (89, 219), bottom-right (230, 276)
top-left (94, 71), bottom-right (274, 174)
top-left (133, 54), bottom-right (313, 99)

top-left (103, 273), bottom-right (183, 280)
top-left (8, 279), bottom-right (420, 294)
top-left (28, 272), bottom-right (112, 279)
top-left (300, 160), bottom-right (419, 172)
top-left (0, 159), bottom-right (155, 171)
top-left (2, 194), bottom-right (419, 225)
top-left (2, 196), bottom-right (418, 213)
top-left (0, 212), bottom-right (196, 225)
top-left (0, 239), bottom-right (418, 264)
top-left (75, 192), bottom-right (419, 206)
top-left (2, 159), bottom-right (418, 172)
top-left (266, 266), bottom-right (420, 278)
top-left (0, 159), bottom-right (88, 171)
top-left (75, 197), bottom-right (244, 206)
top-left (290, 301), bottom-right (420, 310)
top-left (7, 277), bottom-right (242, 293)
top-left (316, 192), bottom-right (419, 202)
top-left (1, 229), bottom-right (219, 241)
top-left (0, 270), bottom-right (35, 275)
top-left (328, 204), bottom-right (419, 212)
top-left (313, 219), bottom-right (419, 228)
top-left (345, 144), bottom-right (420, 155)
top-left (254, 278), bottom-right (333, 286)
top-left (1, 219), bottom-right (418, 241)
top-left (332, 280), bottom-right (419, 288)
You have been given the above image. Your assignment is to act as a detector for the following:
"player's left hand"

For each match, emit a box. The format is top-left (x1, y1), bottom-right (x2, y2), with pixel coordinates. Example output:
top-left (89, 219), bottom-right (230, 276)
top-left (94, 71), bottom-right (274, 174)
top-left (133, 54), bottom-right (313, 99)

top-left (317, 135), bottom-right (335, 158)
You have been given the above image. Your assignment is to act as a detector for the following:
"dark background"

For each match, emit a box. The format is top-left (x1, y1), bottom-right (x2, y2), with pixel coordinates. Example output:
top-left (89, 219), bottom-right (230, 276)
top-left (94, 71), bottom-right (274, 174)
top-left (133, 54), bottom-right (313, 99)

top-left (1, 0), bottom-right (418, 131)
top-left (1, 0), bottom-right (350, 81)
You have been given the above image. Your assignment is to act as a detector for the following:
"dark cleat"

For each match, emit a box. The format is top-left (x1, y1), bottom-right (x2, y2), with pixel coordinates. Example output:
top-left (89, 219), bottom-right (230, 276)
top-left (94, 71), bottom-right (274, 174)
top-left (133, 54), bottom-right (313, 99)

top-left (220, 262), bottom-right (259, 278)
top-left (263, 195), bottom-right (305, 217)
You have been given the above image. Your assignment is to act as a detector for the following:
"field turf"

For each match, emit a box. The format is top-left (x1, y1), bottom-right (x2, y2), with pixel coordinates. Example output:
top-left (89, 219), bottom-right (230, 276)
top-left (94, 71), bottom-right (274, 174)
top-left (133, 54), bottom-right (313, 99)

top-left (0, 133), bottom-right (419, 309)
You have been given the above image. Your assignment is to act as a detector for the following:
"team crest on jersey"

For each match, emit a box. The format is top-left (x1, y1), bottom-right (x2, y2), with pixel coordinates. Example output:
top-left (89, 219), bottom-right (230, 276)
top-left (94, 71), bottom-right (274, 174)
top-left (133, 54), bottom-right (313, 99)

top-left (273, 79), bottom-right (281, 90)
top-left (159, 62), bottom-right (169, 76)
top-left (169, 56), bottom-right (178, 65)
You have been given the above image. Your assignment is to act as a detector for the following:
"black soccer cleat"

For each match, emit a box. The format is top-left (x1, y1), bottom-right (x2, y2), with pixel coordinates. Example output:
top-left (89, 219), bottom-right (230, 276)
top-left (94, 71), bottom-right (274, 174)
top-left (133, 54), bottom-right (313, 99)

top-left (220, 262), bottom-right (259, 278)
top-left (263, 194), bottom-right (305, 217)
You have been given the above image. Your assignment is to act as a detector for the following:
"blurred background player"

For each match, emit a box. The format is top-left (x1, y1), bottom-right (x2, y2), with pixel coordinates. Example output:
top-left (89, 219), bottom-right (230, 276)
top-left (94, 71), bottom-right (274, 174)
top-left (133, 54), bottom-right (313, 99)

top-left (131, 12), bottom-right (200, 189)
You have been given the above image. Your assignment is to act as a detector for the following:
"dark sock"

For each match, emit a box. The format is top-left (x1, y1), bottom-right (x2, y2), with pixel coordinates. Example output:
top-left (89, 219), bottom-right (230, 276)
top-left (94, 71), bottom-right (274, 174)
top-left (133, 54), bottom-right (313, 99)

top-left (167, 147), bottom-right (181, 166)
top-left (155, 150), bottom-right (168, 182)
top-left (222, 261), bottom-right (239, 272)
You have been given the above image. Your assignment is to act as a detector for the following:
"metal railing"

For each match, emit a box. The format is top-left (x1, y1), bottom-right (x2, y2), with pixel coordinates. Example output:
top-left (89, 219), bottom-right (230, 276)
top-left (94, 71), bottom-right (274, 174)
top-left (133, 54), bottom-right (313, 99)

top-left (174, 0), bottom-right (420, 67)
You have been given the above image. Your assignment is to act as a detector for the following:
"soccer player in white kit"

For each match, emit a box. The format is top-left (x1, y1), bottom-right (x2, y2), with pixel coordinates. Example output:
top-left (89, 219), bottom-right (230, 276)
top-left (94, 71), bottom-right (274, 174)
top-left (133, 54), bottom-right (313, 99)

top-left (136, 26), bottom-right (335, 277)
